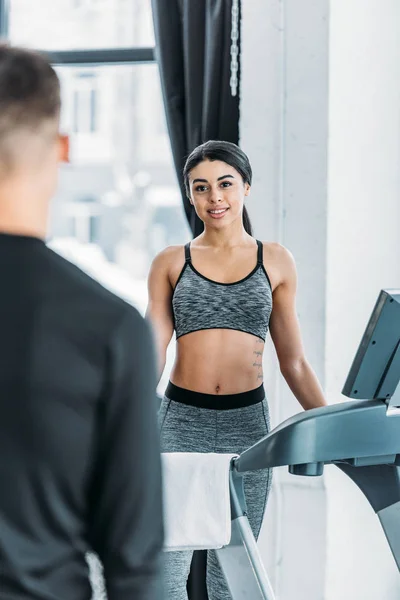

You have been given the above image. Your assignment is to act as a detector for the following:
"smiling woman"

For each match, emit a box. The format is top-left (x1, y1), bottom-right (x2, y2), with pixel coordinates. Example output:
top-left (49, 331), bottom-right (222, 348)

top-left (158, 144), bottom-right (271, 394)
top-left (183, 140), bottom-right (254, 236)
top-left (146, 139), bottom-right (327, 599)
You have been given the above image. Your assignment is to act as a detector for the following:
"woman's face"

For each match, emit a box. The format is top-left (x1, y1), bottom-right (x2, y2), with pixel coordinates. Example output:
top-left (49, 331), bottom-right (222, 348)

top-left (188, 159), bottom-right (250, 229)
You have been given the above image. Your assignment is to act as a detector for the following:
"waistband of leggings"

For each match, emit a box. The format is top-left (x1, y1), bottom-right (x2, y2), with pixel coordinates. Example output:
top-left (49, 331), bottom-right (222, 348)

top-left (165, 381), bottom-right (265, 410)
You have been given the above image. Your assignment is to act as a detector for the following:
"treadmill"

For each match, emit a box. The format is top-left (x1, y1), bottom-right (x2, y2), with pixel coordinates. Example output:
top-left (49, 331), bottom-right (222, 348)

top-left (215, 289), bottom-right (400, 599)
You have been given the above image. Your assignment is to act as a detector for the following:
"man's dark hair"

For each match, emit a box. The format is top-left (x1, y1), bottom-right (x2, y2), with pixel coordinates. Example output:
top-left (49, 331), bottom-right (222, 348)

top-left (0, 44), bottom-right (61, 139)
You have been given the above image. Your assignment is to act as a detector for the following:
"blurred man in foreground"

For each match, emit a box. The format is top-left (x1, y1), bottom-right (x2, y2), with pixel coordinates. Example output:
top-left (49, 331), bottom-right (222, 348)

top-left (0, 44), bottom-right (163, 600)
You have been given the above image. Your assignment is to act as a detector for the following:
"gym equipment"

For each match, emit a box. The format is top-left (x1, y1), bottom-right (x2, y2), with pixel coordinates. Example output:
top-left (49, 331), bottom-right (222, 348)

top-left (215, 289), bottom-right (400, 599)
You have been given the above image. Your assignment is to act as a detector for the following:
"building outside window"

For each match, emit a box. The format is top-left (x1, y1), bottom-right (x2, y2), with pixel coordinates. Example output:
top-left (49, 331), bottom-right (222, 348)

top-left (72, 73), bottom-right (98, 134)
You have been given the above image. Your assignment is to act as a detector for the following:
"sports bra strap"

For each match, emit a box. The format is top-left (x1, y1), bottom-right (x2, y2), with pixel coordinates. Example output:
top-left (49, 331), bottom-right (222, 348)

top-left (184, 242), bottom-right (192, 263)
top-left (256, 240), bottom-right (263, 265)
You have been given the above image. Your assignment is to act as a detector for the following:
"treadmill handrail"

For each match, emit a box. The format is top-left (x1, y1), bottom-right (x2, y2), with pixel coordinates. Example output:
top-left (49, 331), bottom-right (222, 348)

top-left (235, 400), bottom-right (400, 473)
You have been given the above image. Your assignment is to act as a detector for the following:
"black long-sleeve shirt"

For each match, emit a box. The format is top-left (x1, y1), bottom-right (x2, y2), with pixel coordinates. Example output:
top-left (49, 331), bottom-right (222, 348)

top-left (0, 233), bottom-right (163, 600)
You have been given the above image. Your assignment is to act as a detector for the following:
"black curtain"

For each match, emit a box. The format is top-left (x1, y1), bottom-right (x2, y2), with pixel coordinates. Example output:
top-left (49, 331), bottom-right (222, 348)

top-left (151, 2), bottom-right (241, 598)
top-left (152, 0), bottom-right (241, 237)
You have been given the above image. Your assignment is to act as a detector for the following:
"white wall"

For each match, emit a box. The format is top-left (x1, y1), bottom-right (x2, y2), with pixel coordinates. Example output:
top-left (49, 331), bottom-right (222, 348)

top-left (240, 3), bottom-right (283, 588)
top-left (326, 1), bottom-right (400, 598)
top-left (241, 1), bottom-right (400, 599)
top-left (241, 1), bottom-right (329, 598)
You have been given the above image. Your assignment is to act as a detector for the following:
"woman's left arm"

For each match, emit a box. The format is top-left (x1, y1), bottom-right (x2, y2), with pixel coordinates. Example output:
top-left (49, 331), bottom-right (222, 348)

top-left (268, 244), bottom-right (327, 410)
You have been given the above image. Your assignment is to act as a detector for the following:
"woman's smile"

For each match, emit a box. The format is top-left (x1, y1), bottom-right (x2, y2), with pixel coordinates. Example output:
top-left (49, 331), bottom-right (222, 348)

top-left (208, 207), bottom-right (230, 219)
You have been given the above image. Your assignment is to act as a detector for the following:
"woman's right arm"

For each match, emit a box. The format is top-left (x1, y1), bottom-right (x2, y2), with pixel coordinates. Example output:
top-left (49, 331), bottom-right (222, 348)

top-left (146, 250), bottom-right (175, 381)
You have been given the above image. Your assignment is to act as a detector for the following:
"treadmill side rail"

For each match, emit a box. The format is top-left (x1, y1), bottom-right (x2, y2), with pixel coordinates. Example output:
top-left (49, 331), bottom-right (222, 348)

top-left (216, 517), bottom-right (276, 600)
top-left (216, 467), bottom-right (276, 600)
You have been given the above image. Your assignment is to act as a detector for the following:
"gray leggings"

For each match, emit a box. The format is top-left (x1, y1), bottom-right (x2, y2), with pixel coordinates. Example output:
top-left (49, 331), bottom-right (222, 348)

top-left (158, 392), bottom-right (272, 600)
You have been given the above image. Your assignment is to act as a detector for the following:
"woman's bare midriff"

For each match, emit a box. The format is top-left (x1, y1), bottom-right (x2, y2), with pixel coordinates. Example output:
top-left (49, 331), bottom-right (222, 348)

top-left (170, 329), bottom-right (265, 395)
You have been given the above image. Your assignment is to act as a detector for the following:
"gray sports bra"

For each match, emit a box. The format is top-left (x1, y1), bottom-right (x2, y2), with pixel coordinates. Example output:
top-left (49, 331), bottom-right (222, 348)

top-left (172, 240), bottom-right (273, 341)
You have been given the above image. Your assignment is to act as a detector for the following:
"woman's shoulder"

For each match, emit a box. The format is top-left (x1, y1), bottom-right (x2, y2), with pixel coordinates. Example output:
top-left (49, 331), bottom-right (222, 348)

top-left (260, 241), bottom-right (294, 262)
top-left (152, 245), bottom-right (185, 265)
top-left (259, 241), bottom-right (296, 289)
top-left (149, 245), bottom-right (186, 281)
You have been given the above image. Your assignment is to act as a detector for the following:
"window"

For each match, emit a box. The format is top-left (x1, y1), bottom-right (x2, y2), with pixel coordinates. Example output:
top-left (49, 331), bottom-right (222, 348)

top-left (52, 62), bottom-right (190, 307)
top-left (9, 0), bottom-right (156, 50)
top-left (8, 0), bottom-right (191, 394)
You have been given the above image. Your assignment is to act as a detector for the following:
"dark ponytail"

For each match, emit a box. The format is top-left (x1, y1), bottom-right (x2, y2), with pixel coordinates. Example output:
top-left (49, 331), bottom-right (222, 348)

top-left (242, 206), bottom-right (253, 236)
top-left (183, 140), bottom-right (254, 236)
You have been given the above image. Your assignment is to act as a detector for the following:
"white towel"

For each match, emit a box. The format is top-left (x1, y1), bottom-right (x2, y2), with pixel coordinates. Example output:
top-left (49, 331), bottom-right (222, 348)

top-left (161, 452), bottom-right (237, 552)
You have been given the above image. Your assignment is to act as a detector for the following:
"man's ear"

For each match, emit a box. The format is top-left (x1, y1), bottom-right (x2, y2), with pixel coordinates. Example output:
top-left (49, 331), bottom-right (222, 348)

top-left (58, 134), bottom-right (70, 163)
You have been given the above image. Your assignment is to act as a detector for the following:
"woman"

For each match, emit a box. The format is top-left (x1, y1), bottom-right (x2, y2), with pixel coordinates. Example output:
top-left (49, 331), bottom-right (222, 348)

top-left (146, 140), bottom-right (326, 599)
